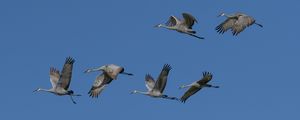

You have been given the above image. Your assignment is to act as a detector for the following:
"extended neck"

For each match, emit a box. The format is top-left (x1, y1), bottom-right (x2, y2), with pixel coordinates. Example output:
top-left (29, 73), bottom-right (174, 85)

top-left (34, 88), bottom-right (52, 93)
top-left (85, 67), bottom-right (102, 73)
top-left (222, 13), bottom-right (234, 18)
top-left (179, 84), bottom-right (192, 89)
top-left (159, 24), bottom-right (175, 30)
top-left (132, 90), bottom-right (148, 95)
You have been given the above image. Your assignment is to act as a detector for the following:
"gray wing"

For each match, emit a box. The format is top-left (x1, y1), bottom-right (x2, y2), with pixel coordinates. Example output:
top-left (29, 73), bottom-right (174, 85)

top-left (105, 64), bottom-right (123, 80)
top-left (166, 16), bottom-right (180, 27)
top-left (215, 18), bottom-right (237, 34)
top-left (49, 67), bottom-right (60, 88)
top-left (145, 74), bottom-right (155, 91)
top-left (88, 73), bottom-right (113, 98)
top-left (181, 72), bottom-right (213, 103)
top-left (153, 64), bottom-right (172, 93)
top-left (232, 15), bottom-right (255, 36)
top-left (57, 57), bottom-right (75, 90)
top-left (180, 86), bottom-right (202, 103)
top-left (182, 13), bottom-right (198, 29)
top-left (197, 71), bottom-right (213, 85)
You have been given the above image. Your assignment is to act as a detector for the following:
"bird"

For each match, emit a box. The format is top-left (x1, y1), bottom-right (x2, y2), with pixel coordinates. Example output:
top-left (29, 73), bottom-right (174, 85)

top-left (216, 12), bottom-right (263, 36)
top-left (33, 57), bottom-right (81, 104)
top-left (154, 13), bottom-right (204, 39)
top-left (179, 72), bottom-right (219, 103)
top-left (84, 64), bottom-right (133, 98)
top-left (131, 64), bottom-right (178, 101)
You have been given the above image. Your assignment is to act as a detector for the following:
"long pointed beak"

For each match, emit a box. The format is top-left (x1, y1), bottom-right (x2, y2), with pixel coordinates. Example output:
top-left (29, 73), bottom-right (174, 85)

top-left (154, 24), bottom-right (161, 28)
top-left (33, 89), bottom-right (38, 92)
top-left (217, 13), bottom-right (225, 17)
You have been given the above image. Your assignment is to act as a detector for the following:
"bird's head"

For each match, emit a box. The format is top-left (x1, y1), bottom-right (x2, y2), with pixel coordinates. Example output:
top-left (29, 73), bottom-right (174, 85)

top-left (33, 88), bottom-right (41, 92)
top-left (130, 90), bottom-right (138, 94)
top-left (154, 24), bottom-right (163, 28)
top-left (84, 69), bottom-right (93, 73)
top-left (217, 12), bottom-right (226, 17)
top-left (179, 85), bottom-right (184, 89)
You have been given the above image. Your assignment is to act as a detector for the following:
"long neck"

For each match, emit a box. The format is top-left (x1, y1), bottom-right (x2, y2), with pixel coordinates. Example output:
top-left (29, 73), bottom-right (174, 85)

top-left (223, 13), bottom-right (235, 18)
top-left (86, 67), bottom-right (102, 73)
top-left (38, 88), bottom-right (52, 93)
top-left (160, 24), bottom-right (175, 30)
top-left (179, 84), bottom-right (193, 89)
top-left (134, 90), bottom-right (148, 95)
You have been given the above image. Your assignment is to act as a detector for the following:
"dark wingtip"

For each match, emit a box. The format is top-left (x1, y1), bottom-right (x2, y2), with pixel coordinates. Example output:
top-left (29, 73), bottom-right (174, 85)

top-left (50, 67), bottom-right (59, 73)
top-left (65, 56), bottom-right (75, 64)
top-left (203, 71), bottom-right (213, 77)
top-left (163, 64), bottom-right (172, 70)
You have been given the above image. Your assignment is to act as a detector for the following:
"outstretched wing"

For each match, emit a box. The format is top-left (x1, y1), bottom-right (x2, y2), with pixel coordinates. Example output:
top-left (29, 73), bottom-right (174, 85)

top-left (88, 73), bottom-right (113, 98)
top-left (49, 67), bottom-right (60, 88)
top-left (105, 64), bottom-right (124, 80)
top-left (232, 15), bottom-right (255, 36)
top-left (180, 86), bottom-right (202, 103)
top-left (215, 18), bottom-right (236, 34)
top-left (180, 72), bottom-right (213, 103)
top-left (166, 16), bottom-right (180, 27)
top-left (57, 57), bottom-right (75, 90)
top-left (182, 13), bottom-right (198, 29)
top-left (145, 74), bottom-right (155, 91)
top-left (197, 71), bottom-right (213, 85)
top-left (154, 64), bottom-right (172, 93)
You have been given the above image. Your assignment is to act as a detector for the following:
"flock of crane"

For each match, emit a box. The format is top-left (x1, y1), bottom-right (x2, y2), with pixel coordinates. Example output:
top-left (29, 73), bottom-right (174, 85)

top-left (34, 12), bottom-right (263, 104)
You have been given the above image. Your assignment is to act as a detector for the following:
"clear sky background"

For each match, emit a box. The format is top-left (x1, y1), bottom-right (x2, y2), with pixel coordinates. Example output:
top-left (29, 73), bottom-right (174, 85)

top-left (0, 0), bottom-right (299, 119)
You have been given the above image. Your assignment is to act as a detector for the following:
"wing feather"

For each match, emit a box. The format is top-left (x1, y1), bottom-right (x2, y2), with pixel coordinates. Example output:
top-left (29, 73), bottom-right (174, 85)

top-left (105, 64), bottom-right (123, 80)
top-left (154, 64), bottom-right (172, 93)
top-left (49, 67), bottom-right (60, 88)
top-left (216, 18), bottom-right (237, 34)
top-left (145, 74), bottom-right (155, 91)
top-left (197, 71), bottom-right (213, 85)
top-left (166, 16), bottom-right (180, 27)
top-left (182, 13), bottom-right (197, 29)
top-left (57, 57), bottom-right (75, 90)
top-left (180, 86), bottom-right (202, 103)
top-left (88, 73), bottom-right (113, 98)
top-left (232, 15), bottom-right (255, 36)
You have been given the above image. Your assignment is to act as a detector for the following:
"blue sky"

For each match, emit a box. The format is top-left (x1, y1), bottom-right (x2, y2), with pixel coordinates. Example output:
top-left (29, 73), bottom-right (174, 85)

top-left (0, 0), bottom-right (299, 119)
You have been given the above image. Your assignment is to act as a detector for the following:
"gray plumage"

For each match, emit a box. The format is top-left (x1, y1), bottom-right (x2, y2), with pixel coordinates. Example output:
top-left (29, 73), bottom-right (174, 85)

top-left (84, 64), bottom-right (133, 98)
top-left (179, 72), bottom-right (219, 103)
top-left (155, 13), bottom-right (204, 39)
top-left (216, 12), bottom-right (263, 36)
top-left (34, 57), bottom-right (81, 104)
top-left (131, 64), bottom-right (178, 101)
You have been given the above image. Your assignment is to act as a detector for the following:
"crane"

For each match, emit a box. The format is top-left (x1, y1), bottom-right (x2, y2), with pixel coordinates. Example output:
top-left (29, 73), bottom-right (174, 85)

top-left (84, 64), bottom-right (133, 98)
top-left (33, 57), bottom-right (81, 104)
top-left (131, 64), bottom-right (178, 101)
top-left (216, 12), bottom-right (263, 36)
top-left (179, 72), bottom-right (219, 103)
top-left (155, 13), bottom-right (204, 39)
